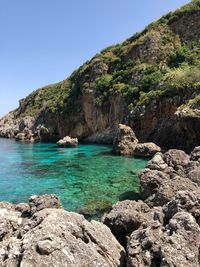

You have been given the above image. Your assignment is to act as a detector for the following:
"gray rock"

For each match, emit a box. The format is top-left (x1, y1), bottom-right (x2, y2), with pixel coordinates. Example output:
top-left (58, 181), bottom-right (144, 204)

top-left (163, 190), bottom-right (200, 225)
top-left (0, 196), bottom-right (125, 267)
top-left (147, 152), bottom-right (169, 171)
top-left (112, 124), bottom-right (138, 156)
top-left (134, 142), bottom-right (161, 158)
top-left (102, 200), bottom-right (164, 246)
top-left (140, 169), bottom-right (199, 207)
top-left (127, 211), bottom-right (200, 267)
top-left (29, 194), bottom-right (61, 215)
top-left (190, 146), bottom-right (200, 161)
top-left (57, 136), bottom-right (78, 147)
top-left (187, 166), bottom-right (200, 185)
top-left (164, 149), bottom-right (190, 169)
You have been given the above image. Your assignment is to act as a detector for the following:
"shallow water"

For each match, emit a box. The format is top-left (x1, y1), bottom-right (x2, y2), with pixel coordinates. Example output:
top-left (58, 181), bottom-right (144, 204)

top-left (0, 138), bottom-right (147, 218)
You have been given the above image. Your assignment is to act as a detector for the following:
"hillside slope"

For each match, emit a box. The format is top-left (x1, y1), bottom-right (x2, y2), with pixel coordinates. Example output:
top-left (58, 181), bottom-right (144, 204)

top-left (1, 0), bottom-right (200, 151)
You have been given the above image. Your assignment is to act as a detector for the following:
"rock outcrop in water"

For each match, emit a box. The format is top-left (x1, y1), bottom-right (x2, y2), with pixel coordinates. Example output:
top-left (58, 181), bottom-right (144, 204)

top-left (0, 195), bottom-right (125, 267)
top-left (0, 1), bottom-right (200, 151)
top-left (57, 136), bottom-right (78, 147)
top-left (112, 124), bottom-right (138, 155)
top-left (112, 124), bottom-right (161, 157)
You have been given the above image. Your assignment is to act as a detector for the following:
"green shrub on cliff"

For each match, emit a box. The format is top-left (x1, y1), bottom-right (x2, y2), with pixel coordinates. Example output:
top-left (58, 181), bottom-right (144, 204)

top-left (168, 42), bottom-right (200, 67)
top-left (13, 0), bottom-right (200, 120)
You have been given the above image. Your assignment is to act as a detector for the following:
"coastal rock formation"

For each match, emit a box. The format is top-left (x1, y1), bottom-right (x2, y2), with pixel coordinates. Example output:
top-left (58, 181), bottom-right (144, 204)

top-left (0, 195), bottom-right (125, 267)
top-left (140, 148), bottom-right (200, 207)
top-left (29, 194), bottom-right (61, 214)
top-left (190, 146), bottom-right (200, 161)
top-left (112, 124), bottom-right (138, 156)
top-left (163, 190), bottom-right (200, 225)
top-left (103, 146), bottom-right (200, 266)
top-left (1, 1), bottom-right (200, 150)
top-left (0, 147), bottom-right (200, 266)
top-left (102, 200), bottom-right (164, 246)
top-left (127, 211), bottom-right (200, 267)
top-left (133, 142), bottom-right (161, 157)
top-left (140, 169), bottom-right (199, 207)
top-left (57, 136), bottom-right (78, 147)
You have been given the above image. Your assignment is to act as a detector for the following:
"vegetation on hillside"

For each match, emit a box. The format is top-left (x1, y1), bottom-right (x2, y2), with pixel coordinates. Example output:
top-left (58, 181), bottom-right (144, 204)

top-left (17, 0), bottom-right (200, 118)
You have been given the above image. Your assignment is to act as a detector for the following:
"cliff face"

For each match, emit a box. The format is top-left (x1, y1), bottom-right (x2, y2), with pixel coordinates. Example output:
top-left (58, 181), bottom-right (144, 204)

top-left (1, 0), bottom-right (200, 150)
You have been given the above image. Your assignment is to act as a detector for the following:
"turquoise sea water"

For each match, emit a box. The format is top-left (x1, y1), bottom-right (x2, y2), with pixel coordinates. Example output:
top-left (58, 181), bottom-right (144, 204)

top-left (0, 138), bottom-right (147, 218)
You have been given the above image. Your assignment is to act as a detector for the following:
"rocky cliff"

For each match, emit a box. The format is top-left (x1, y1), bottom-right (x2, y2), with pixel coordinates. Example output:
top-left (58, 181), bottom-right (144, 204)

top-left (1, 0), bottom-right (200, 150)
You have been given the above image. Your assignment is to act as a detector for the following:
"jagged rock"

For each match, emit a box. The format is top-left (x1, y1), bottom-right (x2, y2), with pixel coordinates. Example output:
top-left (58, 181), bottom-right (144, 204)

top-left (15, 132), bottom-right (27, 141)
top-left (126, 211), bottom-right (200, 267)
top-left (112, 124), bottom-right (138, 156)
top-left (163, 190), bottom-right (200, 225)
top-left (57, 136), bottom-right (78, 147)
top-left (0, 195), bottom-right (125, 267)
top-left (102, 200), bottom-right (164, 246)
top-left (190, 146), bottom-right (200, 162)
top-left (147, 152), bottom-right (169, 171)
top-left (103, 148), bottom-right (200, 266)
top-left (15, 131), bottom-right (37, 142)
top-left (19, 209), bottom-right (125, 267)
top-left (134, 142), bottom-right (161, 157)
top-left (15, 203), bottom-right (30, 217)
top-left (140, 169), bottom-right (199, 207)
top-left (164, 149), bottom-right (190, 169)
top-left (187, 166), bottom-right (200, 185)
top-left (29, 194), bottom-right (61, 215)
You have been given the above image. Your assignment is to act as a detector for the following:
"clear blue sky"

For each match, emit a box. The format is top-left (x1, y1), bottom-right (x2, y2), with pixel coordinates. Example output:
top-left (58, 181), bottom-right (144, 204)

top-left (0, 0), bottom-right (191, 117)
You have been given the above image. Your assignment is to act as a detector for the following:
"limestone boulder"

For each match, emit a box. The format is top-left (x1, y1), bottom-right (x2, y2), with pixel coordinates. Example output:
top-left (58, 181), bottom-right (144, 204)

top-left (112, 124), bottom-right (138, 156)
top-left (190, 146), bottom-right (200, 162)
top-left (102, 200), bottom-right (164, 246)
top-left (0, 195), bottom-right (125, 267)
top-left (163, 190), bottom-right (200, 225)
top-left (29, 194), bottom-right (61, 215)
top-left (126, 211), bottom-right (200, 267)
top-left (164, 149), bottom-right (190, 169)
top-left (134, 142), bottom-right (161, 157)
top-left (57, 136), bottom-right (78, 147)
top-left (140, 169), bottom-right (199, 207)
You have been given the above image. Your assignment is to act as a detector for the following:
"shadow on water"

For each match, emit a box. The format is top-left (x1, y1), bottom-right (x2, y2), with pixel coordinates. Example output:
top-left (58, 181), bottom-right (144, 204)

top-left (119, 191), bottom-right (142, 201)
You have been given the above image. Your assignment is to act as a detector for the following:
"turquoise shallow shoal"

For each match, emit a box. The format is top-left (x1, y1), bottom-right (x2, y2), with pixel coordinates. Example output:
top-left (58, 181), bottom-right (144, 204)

top-left (0, 138), bottom-right (147, 218)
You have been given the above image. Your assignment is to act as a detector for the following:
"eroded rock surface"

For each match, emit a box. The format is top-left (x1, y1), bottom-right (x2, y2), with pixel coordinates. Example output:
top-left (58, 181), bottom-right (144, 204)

top-left (103, 146), bottom-right (200, 266)
top-left (102, 200), bottom-right (163, 246)
top-left (112, 124), bottom-right (138, 156)
top-left (0, 195), bottom-right (125, 267)
top-left (141, 148), bottom-right (200, 207)
top-left (57, 136), bottom-right (78, 148)
top-left (134, 142), bottom-right (161, 158)
top-left (127, 212), bottom-right (200, 267)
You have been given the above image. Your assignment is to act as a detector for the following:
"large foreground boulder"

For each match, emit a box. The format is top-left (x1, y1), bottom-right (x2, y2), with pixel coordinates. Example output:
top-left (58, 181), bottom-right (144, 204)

top-left (0, 195), bottom-right (125, 267)
top-left (112, 124), bottom-right (138, 156)
top-left (140, 147), bottom-right (200, 207)
top-left (57, 136), bottom-right (78, 148)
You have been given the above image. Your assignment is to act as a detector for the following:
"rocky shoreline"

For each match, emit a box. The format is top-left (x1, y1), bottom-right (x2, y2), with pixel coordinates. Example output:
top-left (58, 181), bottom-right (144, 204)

top-left (1, 1), bottom-right (200, 152)
top-left (0, 145), bottom-right (199, 266)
